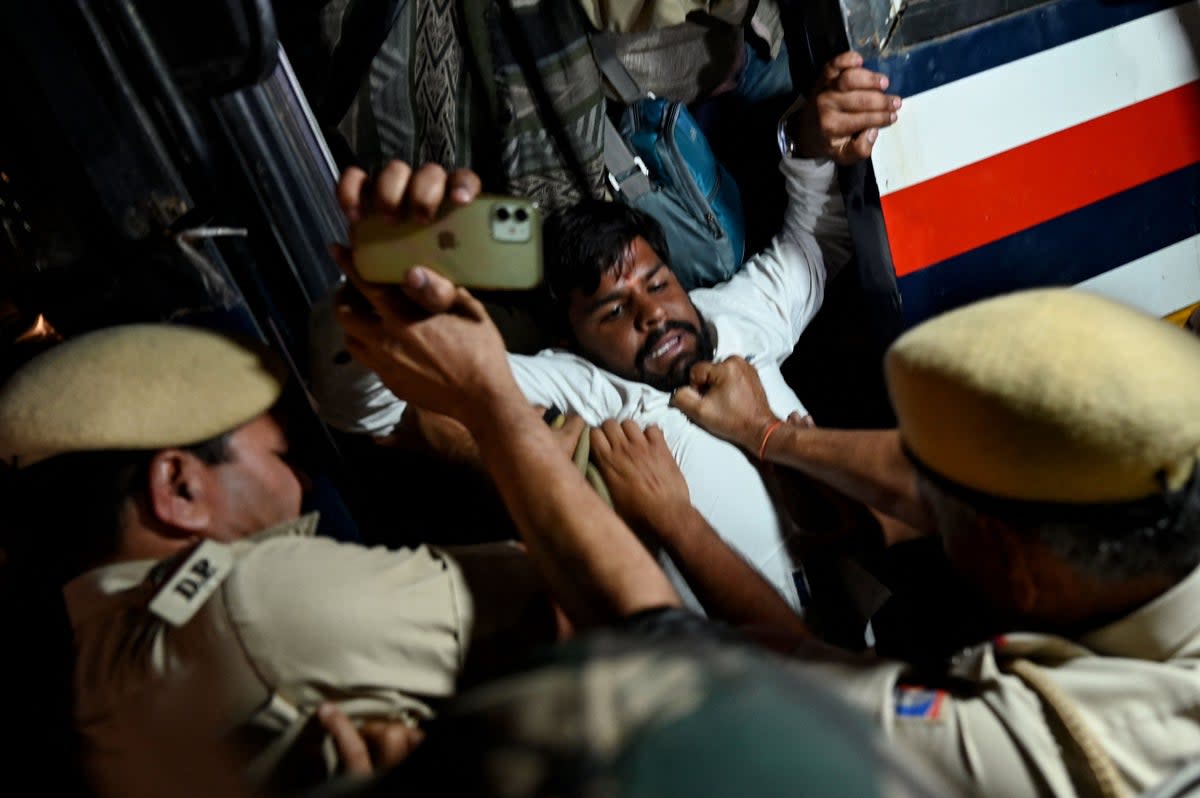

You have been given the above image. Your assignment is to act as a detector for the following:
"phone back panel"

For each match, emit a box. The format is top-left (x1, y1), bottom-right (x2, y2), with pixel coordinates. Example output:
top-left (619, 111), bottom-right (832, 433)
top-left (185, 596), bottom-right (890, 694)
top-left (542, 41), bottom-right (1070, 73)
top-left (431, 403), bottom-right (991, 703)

top-left (353, 195), bottom-right (543, 290)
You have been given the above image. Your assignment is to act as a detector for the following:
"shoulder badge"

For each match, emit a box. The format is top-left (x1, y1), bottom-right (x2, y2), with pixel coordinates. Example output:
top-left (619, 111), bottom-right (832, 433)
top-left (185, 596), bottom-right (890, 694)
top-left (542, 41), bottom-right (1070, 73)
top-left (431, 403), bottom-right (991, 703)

top-left (148, 539), bottom-right (234, 626)
top-left (894, 685), bottom-right (947, 722)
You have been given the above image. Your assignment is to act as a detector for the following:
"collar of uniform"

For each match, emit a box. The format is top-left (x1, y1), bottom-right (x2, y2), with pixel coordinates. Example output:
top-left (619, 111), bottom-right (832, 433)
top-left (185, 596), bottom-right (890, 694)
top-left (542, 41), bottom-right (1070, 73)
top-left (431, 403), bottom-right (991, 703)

top-left (1077, 564), bottom-right (1200, 660)
top-left (62, 512), bottom-right (321, 628)
top-left (243, 511), bottom-right (321, 543)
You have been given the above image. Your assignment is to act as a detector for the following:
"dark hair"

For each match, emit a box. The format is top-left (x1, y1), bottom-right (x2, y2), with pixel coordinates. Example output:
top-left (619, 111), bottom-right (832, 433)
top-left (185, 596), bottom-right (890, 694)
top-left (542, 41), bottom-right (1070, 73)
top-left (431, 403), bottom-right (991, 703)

top-left (543, 200), bottom-right (671, 314)
top-left (923, 470), bottom-right (1200, 583)
top-left (2, 434), bottom-right (232, 584)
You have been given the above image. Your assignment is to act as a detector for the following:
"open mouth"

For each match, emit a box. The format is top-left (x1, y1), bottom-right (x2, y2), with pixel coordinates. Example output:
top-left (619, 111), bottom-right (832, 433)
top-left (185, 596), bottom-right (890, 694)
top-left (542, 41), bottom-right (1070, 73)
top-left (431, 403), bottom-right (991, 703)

top-left (641, 330), bottom-right (691, 372)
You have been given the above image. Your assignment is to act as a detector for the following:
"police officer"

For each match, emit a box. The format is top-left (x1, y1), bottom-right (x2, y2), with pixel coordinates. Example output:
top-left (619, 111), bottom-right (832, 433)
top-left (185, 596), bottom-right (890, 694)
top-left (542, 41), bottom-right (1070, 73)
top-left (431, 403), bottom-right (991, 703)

top-left (322, 160), bottom-right (1200, 794)
top-left (669, 287), bottom-right (1200, 797)
top-left (0, 323), bottom-right (561, 796)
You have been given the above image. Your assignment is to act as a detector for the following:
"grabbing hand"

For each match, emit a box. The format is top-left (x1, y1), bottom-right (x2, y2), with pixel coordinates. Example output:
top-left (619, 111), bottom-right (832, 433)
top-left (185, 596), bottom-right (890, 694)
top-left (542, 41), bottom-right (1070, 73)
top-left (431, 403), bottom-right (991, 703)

top-left (318, 703), bottom-right (425, 776)
top-left (331, 161), bottom-right (523, 427)
top-left (589, 420), bottom-right (691, 540)
top-left (333, 247), bottom-right (519, 427)
top-left (537, 407), bottom-right (589, 463)
top-left (670, 356), bottom-right (778, 454)
top-left (794, 51), bottom-right (902, 164)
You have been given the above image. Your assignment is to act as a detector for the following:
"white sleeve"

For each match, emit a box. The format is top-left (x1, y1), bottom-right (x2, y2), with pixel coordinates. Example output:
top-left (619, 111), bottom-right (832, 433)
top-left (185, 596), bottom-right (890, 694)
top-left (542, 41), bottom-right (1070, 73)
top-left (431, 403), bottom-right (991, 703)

top-left (698, 157), bottom-right (843, 358)
top-left (508, 352), bottom-right (624, 426)
top-left (778, 156), bottom-right (852, 279)
top-left (308, 289), bottom-right (407, 436)
top-left (309, 290), bottom-right (623, 434)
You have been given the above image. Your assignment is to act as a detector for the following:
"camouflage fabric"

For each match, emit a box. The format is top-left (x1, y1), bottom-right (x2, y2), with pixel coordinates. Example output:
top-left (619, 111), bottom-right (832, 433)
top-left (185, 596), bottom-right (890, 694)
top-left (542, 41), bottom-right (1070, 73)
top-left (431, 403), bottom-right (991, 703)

top-left (352, 611), bottom-right (953, 797)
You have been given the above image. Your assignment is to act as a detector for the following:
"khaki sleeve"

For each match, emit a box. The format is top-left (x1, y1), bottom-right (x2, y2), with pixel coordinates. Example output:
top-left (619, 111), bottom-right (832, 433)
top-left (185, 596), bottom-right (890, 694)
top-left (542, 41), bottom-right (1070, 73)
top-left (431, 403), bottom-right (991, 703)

top-left (438, 542), bottom-right (558, 685)
top-left (798, 655), bottom-right (1058, 797)
top-left (221, 537), bottom-right (471, 706)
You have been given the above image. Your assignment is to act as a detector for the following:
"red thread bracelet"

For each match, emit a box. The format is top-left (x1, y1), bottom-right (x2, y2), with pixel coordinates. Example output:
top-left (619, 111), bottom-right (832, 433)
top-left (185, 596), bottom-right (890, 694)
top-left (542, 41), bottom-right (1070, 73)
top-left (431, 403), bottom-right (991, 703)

top-left (757, 419), bottom-right (784, 461)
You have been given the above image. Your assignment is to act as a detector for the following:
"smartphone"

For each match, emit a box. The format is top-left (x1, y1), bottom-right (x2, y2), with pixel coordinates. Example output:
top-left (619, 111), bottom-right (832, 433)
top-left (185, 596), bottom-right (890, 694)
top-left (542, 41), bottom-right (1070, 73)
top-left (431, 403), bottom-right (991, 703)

top-left (352, 194), bottom-right (543, 290)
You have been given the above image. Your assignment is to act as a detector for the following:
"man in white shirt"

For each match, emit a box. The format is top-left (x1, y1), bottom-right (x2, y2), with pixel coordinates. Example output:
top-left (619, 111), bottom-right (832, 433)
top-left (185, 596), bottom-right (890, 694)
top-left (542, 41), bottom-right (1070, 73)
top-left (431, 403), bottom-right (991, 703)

top-left (313, 51), bottom-right (902, 610)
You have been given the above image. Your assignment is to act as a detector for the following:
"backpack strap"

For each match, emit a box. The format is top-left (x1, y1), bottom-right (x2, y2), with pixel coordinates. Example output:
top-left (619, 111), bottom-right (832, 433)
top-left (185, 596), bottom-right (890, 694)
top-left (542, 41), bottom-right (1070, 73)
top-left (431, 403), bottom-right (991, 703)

top-left (588, 31), bottom-right (643, 105)
top-left (601, 117), bottom-right (652, 201)
top-left (587, 33), bottom-right (654, 201)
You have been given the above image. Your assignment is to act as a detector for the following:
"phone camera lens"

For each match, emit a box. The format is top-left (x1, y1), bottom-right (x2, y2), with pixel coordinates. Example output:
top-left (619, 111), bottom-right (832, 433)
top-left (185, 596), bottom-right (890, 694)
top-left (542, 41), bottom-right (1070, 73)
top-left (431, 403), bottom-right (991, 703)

top-left (514, 208), bottom-right (529, 222)
top-left (495, 206), bottom-right (511, 222)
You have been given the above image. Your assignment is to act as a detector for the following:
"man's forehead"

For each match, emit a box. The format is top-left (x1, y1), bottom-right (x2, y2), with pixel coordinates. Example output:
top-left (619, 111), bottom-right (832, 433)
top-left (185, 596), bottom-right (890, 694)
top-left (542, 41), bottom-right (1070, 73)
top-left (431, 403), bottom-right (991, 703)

top-left (624, 236), bottom-right (667, 273)
top-left (586, 245), bottom-right (669, 296)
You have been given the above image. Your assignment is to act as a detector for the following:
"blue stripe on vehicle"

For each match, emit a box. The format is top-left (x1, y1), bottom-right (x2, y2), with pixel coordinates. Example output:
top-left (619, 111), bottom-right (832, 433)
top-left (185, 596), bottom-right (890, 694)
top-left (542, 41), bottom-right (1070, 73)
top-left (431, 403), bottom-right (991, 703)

top-left (897, 162), bottom-right (1200, 326)
top-left (865, 0), bottom-right (1190, 98)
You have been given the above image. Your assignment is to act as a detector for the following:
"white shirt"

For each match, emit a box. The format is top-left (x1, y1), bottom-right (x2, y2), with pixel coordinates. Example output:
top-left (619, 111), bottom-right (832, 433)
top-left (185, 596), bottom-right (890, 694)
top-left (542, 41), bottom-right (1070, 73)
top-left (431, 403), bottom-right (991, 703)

top-left (312, 156), bottom-right (849, 611)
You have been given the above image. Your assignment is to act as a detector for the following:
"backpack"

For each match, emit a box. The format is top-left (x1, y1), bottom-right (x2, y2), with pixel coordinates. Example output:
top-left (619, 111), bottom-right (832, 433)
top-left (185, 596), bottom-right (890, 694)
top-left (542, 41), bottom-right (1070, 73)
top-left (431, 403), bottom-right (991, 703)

top-left (604, 78), bottom-right (744, 288)
top-left (595, 33), bottom-right (746, 290)
top-left (499, 1), bottom-right (748, 292)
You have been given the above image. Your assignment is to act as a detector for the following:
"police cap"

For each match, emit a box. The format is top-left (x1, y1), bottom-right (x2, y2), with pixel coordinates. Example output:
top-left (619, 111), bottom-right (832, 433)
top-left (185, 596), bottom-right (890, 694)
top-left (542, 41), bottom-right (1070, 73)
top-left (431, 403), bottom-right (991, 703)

top-left (885, 289), bottom-right (1200, 503)
top-left (0, 323), bottom-right (286, 468)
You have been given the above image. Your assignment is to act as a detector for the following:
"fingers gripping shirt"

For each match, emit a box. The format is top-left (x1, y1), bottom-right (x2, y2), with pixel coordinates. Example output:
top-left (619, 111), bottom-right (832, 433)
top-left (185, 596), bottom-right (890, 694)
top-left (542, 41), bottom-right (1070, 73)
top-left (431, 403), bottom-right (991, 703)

top-left (309, 156), bottom-right (839, 436)
top-left (308, 157), bottom-right (844, 611)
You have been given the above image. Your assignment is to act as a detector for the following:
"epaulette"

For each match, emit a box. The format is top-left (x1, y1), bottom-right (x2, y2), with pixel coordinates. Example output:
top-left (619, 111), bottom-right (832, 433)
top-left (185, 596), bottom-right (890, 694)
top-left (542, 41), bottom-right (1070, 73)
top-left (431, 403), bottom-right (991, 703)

top-left (146, 539), bottom-right (234, 627)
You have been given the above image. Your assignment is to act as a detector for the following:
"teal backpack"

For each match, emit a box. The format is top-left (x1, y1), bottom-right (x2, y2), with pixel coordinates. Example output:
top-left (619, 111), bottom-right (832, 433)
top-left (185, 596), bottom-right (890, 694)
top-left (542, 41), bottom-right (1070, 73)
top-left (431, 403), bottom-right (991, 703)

top-left (605, 93), bottom-right (746, 290)
top-left (592, 34), bottom-right (746, 290)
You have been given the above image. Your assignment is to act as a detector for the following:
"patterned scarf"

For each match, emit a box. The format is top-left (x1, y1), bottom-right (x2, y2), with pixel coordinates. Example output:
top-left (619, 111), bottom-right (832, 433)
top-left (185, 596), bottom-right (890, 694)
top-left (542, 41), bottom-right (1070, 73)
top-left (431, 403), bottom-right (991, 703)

top-left (411, 0), bottom-right (464, 166)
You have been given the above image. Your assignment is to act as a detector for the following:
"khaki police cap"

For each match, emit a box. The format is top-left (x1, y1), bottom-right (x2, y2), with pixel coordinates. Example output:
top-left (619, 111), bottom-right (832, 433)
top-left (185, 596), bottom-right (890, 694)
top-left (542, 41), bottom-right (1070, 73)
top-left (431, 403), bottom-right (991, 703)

top-left (885, 288), bottom-right (1200, 503)
top-left (0, 324), bottom-right (286, 469)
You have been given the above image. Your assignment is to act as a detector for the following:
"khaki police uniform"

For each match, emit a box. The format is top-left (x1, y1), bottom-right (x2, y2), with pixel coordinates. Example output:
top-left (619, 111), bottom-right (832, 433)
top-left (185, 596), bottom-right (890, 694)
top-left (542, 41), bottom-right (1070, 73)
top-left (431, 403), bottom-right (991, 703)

top-left (0, 324), bottom-right (552, 792)
top-left (803, 562), bottom-right (1200, 796)
top-left (799, 288), bottom-right (1200, 797)
top-left (63, 511), bottom-right (545, 794)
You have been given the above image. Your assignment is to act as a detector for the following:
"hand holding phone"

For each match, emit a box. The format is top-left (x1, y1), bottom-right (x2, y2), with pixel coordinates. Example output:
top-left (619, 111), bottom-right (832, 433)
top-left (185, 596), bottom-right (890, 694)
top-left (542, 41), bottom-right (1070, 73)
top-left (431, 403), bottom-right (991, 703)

top-left (352, 195), bottom-right (543, 291)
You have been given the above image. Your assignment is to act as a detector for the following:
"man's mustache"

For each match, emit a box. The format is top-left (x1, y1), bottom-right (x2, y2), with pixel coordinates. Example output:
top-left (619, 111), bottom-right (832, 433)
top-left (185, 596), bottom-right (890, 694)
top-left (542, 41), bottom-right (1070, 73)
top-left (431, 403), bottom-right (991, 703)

top-left (636, 321), bottom-right (700, 371)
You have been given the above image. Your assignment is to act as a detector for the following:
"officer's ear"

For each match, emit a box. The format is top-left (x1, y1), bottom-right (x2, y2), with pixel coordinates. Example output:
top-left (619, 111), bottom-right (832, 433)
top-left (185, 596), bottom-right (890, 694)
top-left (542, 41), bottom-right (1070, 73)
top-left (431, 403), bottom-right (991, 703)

top-left (146, 449), bottom-right (214, 534)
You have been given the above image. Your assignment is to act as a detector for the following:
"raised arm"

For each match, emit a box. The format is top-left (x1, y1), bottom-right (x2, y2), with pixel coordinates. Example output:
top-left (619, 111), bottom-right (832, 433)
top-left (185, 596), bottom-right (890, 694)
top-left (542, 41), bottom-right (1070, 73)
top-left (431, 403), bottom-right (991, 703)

top-left (588, 419), bottom-right (812, 650)
top-left (775, 51), bottom-right (902, 272)
top-left (671, 356), bottom-right (934, 536)
top-left (332, 195), bottom-right (679, 627)
top-left (709, 52), bottom-right (903, 362)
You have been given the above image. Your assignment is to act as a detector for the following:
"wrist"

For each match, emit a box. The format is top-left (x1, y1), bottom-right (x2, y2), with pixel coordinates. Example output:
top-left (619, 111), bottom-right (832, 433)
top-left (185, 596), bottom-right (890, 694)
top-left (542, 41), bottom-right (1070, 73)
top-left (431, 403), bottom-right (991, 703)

top-left (755, 417), bottom-right (785, 461)
top-left (777, 96), bottom-right (812, 159)
top-left (645, 503), bottom-right (706, 548)
top-left (735, 415), bottom-right (776, 453)
top-left (455, 374), bottom-right (529, 441)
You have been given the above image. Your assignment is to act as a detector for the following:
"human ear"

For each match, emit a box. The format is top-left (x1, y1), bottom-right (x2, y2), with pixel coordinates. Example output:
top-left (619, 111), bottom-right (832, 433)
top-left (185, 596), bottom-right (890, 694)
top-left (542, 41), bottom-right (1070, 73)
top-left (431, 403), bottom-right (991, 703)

top-left (146, 449), bottom-right (213, 534)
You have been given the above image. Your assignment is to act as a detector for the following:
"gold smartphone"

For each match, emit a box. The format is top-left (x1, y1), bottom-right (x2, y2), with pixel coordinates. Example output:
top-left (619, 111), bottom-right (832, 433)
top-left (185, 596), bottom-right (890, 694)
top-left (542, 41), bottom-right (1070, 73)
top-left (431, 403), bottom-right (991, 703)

top-left (352, 195), bottom-right (543, 290)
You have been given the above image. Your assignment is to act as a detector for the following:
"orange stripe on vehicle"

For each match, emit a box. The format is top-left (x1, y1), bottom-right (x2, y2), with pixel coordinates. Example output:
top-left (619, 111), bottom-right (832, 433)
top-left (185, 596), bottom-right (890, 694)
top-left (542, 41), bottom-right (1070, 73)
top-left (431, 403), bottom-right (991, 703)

top-left (883, 81), bottom-right (1200, 277)
top-left (1166, 302), bottom-right (1200, 327)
